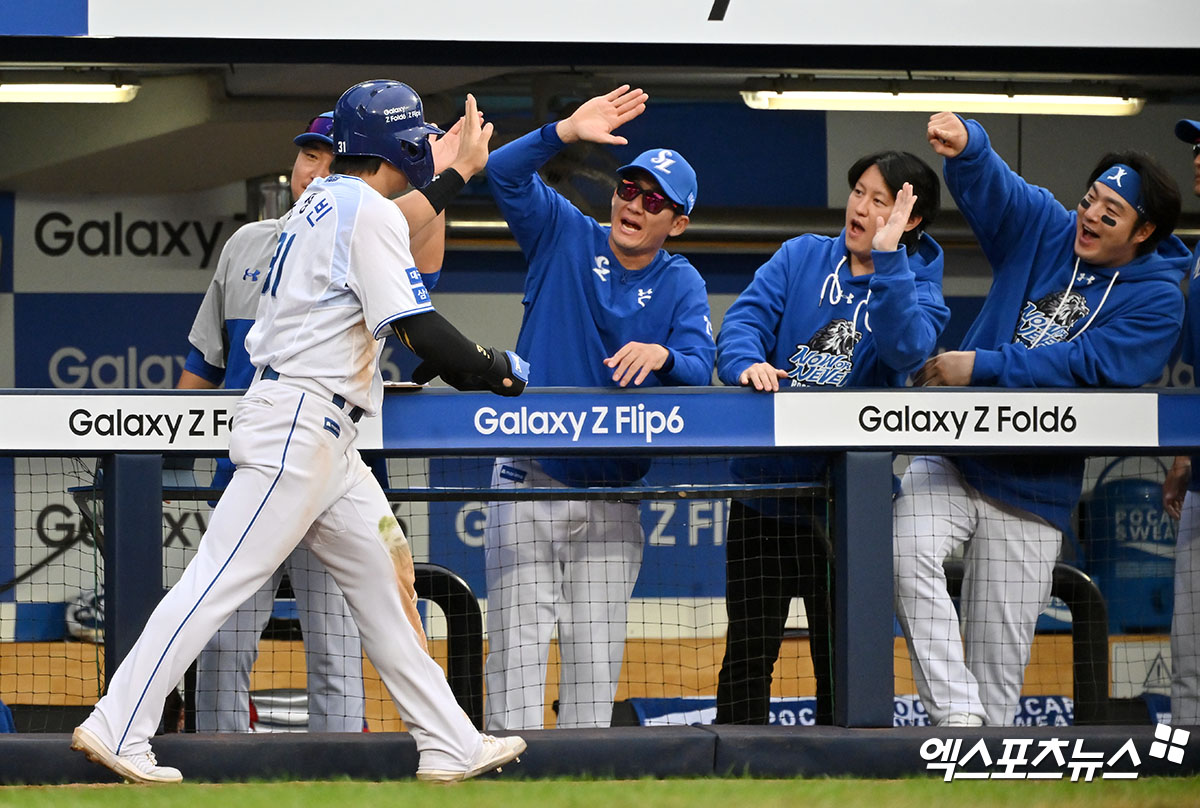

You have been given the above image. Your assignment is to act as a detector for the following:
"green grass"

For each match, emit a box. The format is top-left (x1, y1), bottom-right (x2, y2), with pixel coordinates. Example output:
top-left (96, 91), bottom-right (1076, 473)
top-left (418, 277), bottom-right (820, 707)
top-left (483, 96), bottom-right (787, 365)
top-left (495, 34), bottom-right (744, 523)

top-left (2, 778), bottom-right (1199, 808)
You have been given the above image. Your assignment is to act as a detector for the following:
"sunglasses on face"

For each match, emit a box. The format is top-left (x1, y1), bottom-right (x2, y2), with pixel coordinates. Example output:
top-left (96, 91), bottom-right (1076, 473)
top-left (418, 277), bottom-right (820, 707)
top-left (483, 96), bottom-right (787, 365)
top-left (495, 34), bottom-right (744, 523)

top-left (1192, 143), bottom-right (1200, 157)
top-left (615, 179), bottom-right (682, 215)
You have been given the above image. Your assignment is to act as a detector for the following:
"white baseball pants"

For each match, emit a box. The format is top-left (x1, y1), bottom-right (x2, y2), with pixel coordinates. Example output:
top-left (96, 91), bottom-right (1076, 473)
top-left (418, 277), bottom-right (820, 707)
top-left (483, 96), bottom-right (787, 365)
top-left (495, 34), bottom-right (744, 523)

top-left (894, 455), bottom-right (1060, 726)
top-left (1173, 492), bottom-right (1200, 725)
top-left (483, 458), bottom-right (643, 730)
top-left (80, 381), bottom-right (480, 770)
top-left (194, 543), bottom-right (365, 732)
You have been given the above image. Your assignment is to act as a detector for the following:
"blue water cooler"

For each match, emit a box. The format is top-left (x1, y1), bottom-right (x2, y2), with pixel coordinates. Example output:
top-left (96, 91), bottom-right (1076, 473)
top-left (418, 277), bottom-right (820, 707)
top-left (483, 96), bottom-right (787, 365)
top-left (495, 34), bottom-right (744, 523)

top-left (1080, 459), bottom-right (1176, 634)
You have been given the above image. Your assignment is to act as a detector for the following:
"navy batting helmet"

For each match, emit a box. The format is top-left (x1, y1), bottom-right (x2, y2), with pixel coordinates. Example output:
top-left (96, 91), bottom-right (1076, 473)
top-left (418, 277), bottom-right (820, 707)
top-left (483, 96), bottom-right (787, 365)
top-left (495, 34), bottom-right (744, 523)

top-left (333, 80), bottom-right (444, 188)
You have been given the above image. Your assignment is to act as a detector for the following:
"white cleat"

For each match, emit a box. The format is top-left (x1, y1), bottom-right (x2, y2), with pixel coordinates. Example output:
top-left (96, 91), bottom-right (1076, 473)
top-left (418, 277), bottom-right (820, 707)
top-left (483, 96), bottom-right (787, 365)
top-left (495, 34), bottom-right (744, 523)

top-left (416, 733), bottom-right (527, 783)
top-left (938, 712), bottom-right (985, 728)
top-left (71, 726), bottom-right (183, 784)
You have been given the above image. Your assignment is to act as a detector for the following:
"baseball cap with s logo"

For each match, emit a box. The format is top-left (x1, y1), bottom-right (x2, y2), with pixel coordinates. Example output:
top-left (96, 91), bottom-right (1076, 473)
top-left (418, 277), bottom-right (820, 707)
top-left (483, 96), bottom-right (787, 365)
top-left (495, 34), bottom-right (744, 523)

top-left (617, 148), bottom-right (698, 215)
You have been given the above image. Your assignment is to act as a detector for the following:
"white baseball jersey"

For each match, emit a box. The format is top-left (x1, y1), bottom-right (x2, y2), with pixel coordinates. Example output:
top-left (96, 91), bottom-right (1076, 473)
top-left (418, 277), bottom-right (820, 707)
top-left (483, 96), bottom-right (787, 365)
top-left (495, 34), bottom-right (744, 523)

top-left (246, 174), bottom-right (433, 415)
top-left (187, 218), bottom-right (282, 387)
top-left (186, 213), bottom-right (366, 733)
top-left (78, 172), bottom-right (482, 772)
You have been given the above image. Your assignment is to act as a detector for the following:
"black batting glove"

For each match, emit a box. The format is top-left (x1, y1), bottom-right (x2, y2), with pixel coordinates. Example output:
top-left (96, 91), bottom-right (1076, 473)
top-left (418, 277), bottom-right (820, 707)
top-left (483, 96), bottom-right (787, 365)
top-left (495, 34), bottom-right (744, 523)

top-left (413, 347), bottom-right (529, 397)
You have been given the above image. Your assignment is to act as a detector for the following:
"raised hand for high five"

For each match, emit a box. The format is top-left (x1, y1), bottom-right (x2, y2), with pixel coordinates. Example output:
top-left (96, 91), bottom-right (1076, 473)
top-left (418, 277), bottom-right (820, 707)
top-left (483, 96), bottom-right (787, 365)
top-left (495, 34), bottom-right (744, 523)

top-left (872, 182), bottom-right (917, 253)
top-left (556, 85), bottom-right (649, 146)
top-left (431, 113), bottom-right (475, 176)
top-left (927, 111), bottom-right (969, 158)
top-left (444, 93), bottom-right (493, 180)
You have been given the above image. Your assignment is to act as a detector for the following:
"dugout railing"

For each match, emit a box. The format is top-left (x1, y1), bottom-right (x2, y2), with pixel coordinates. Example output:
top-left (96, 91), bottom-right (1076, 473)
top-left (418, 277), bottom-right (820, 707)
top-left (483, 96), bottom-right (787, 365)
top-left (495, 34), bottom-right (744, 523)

top-left (0, 386), bottom-right (1194, 730)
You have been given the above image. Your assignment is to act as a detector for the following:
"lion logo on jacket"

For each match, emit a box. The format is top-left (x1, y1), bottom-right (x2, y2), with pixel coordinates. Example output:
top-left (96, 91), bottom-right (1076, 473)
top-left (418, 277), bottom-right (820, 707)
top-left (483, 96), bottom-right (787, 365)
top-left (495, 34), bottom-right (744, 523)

top-left (1014, 289), bottom-right (1090, 347)
top-left (787, 319), bottom-right (860, 386)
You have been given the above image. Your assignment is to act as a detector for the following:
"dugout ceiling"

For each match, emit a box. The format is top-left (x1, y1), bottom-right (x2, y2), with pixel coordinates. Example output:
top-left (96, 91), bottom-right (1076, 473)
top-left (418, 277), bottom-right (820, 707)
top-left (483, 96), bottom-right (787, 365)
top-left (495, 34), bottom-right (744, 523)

top-left (1, 0), bottom-right (1200, 201)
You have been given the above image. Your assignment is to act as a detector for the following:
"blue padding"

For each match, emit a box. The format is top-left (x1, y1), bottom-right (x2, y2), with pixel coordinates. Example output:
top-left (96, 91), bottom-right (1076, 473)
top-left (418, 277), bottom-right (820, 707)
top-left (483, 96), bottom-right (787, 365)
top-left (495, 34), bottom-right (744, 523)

top-left (0, 700), bottom-right (13, 733)
top-left (631, 695), bottom-right (1075, 729)
top-left (272, 599), bottom-right (298, 621)
top-left (13, 602), bottom-right (68, 641)
top-left (2, 725), bottom-right (1198, 783)
top-left (1142, 692), bottom-right (1171, 725)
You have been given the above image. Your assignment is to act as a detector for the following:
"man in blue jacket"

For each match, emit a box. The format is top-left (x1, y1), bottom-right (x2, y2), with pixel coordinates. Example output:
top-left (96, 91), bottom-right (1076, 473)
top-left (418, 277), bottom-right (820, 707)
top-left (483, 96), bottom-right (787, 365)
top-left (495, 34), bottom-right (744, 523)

top-left (715, 151), bottom-right (948, 724)
top-left (896, 111), bottom-right (1189, 727)
top-left (484, 86), bottom-right (715, 730)
top-left (1161, 116), bottom-right (1200, 728)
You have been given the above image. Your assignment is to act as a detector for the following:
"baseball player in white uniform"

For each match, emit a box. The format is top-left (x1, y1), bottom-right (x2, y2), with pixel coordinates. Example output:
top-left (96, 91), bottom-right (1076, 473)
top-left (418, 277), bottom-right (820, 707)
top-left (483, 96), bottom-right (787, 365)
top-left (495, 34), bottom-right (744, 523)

top-left (179, 107), bottom-right (466, 732)
top-left (72, 80), bottom-right (528, 784)
top-left (180, 111), bottom-right (365, 733)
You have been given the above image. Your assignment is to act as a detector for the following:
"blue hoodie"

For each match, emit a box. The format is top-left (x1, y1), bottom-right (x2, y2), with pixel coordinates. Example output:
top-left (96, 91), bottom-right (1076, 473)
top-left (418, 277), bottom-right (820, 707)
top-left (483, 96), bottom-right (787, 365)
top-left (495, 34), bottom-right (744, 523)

top-left (488, 123), bottom-right (716, 486)
top-left (716, 230), bottom-right (949, 509)
top-left (1181, 243), bottom-right (1200, 491)
top-left (944, 119), bottom-right (1190, 531)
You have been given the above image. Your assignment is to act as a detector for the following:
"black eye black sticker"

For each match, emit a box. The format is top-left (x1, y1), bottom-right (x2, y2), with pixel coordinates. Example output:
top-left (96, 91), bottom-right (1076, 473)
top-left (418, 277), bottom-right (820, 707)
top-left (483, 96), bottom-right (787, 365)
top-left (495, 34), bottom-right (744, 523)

top-left (1100, 215), bottom-right (1117, 227)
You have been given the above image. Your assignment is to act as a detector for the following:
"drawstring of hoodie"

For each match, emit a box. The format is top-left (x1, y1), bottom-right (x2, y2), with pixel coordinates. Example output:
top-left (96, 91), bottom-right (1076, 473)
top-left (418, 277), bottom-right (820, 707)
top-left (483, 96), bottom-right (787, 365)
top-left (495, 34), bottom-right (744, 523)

top-left (818, 256), bottom-right (848, 306)
top-left (1029, 256), bottom-right (1118, 348)
top-left (1030, 258), bottom-right (1080, 349)
top-left (819, 254), bottom-right (872, 336)
top-left (852, 290), bottom-right (872, 336)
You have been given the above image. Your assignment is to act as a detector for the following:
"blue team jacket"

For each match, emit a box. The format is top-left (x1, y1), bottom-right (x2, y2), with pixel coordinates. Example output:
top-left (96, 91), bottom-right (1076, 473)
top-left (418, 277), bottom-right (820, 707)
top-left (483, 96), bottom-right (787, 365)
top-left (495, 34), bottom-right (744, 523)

top-left (943, 118), bottom-right (1189, 532)
top-left (716, 229), bottom-right (948, 509)
top-left (488, 123), bottom-right (716, 486)
top-left (1180, 243), bottom-right (1200, 491)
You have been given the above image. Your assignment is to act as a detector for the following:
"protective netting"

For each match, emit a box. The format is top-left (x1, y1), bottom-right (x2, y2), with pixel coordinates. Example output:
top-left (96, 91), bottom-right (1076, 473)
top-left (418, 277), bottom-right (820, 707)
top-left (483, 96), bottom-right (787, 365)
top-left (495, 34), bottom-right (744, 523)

top-left (2, 450), bottom-right (1185, 732)
top-left (893, 453), bottom-right (1177, 727)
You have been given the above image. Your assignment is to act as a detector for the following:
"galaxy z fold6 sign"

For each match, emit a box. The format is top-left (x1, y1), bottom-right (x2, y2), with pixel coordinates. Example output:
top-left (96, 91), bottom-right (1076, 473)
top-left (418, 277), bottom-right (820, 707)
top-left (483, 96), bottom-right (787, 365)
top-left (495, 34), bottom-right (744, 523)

top-left (773, 391), bottom-right (1158, 449)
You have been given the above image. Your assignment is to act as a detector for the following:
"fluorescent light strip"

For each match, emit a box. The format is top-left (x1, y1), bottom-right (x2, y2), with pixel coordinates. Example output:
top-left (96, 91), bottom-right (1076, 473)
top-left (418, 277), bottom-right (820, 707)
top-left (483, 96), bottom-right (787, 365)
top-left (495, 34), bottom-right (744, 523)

top-left (0, 83), bottom-right (139, 103)
top-left (741, 90), bottom-right (1144, 116)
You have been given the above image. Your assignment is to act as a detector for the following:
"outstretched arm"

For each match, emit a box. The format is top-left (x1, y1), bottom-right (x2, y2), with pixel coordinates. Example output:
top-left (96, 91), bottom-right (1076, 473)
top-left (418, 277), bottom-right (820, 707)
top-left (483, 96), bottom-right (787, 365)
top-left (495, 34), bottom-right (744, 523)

top-left (486, 88), bottom-right (645, 260)
top-left (928, 112), bottom-right (1070, 268)
top-left (393, 311), bottom-right (527, 396)
top-left (715, 248), bottom-right (790, 387)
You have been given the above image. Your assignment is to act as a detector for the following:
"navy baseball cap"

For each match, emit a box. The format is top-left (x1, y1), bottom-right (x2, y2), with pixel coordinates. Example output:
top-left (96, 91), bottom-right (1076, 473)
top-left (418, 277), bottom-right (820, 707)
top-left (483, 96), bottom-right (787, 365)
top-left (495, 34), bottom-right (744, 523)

top-left (618, 148), bottom-right (698, 215)
top-left (294, 111), bottom-right (335, 147)
top-left (1175, 119), bottom-right (1200, 144)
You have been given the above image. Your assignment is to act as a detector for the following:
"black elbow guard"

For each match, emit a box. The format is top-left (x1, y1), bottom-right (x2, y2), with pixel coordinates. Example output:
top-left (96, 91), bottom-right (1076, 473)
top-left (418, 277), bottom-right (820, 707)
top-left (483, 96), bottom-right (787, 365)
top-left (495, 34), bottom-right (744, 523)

top-left (413, 346), bottom-right (530, 397)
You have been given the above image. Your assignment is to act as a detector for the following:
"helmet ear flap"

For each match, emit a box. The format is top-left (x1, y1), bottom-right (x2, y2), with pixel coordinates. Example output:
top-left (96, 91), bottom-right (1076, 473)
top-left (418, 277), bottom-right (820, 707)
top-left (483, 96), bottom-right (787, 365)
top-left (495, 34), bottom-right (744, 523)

top-left (397, 136), bottom-right (436, 189)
